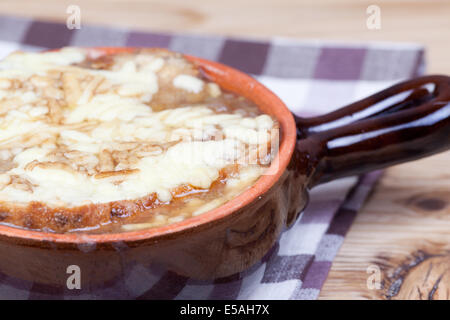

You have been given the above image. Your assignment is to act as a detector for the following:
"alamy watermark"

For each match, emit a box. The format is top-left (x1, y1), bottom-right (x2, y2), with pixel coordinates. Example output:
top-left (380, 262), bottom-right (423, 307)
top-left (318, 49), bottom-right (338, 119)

top-left (66, 264), bottom-right (81, 290)
top-left (66, 5), bottom-right (81, 30)
top-left (366, 5), bottom-right (381, 30)
top-left (366, 264), bottom-right (381, 290)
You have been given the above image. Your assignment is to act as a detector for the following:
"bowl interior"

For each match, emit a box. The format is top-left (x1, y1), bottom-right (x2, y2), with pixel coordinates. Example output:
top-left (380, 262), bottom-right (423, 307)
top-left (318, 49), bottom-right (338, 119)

top-left (0, 48), bottom-right (297, 244)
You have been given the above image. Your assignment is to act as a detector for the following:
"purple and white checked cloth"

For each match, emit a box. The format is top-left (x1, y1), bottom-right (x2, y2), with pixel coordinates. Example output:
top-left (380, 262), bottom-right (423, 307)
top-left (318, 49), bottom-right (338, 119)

top-left (0, 15), bottom-right (425, 300)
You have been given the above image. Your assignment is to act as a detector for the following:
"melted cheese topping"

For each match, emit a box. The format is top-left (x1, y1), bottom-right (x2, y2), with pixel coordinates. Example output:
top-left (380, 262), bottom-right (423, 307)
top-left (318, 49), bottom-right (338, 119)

top-left (0, 48), bottom-right (276, 207)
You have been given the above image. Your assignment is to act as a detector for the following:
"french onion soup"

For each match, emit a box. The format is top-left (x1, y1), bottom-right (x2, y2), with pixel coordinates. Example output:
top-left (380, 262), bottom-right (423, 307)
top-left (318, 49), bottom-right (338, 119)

top-left (0, 48), bottom-right (279, 233)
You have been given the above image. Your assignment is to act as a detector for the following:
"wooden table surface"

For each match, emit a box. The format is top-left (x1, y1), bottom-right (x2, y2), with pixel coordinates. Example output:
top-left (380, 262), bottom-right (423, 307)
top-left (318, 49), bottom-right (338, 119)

top-left (1, 0), bottom-right (449, 300)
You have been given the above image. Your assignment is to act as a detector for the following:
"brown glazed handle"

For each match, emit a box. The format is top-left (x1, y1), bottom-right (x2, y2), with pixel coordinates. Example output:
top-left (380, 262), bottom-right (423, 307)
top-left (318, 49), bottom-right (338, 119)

top-left (294, 75), bottom-right (450, 188)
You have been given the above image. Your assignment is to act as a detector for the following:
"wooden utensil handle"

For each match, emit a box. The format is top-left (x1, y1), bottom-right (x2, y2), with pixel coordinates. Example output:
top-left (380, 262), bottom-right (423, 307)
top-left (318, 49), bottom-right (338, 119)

top-left (295, 75), bottom-right (450, 188)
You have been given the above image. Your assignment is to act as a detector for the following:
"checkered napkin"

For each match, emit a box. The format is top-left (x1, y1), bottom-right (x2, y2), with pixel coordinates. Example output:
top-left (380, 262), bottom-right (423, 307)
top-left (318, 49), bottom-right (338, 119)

top-left (0, 15), bottom-right (425, 299)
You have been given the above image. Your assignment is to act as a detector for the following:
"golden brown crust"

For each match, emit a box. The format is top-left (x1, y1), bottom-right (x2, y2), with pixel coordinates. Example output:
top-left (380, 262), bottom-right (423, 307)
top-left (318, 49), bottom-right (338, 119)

top-left (0, 169), bottom-right (231, 233)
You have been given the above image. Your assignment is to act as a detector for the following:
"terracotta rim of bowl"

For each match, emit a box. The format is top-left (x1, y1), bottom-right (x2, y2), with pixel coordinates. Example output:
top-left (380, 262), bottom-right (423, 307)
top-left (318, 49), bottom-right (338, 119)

top-left (0, 47), bottom-right (297, 244)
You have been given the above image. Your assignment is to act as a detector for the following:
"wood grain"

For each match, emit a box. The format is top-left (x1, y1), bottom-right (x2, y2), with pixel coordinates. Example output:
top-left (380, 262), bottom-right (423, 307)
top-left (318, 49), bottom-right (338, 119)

top-left (0, 0), bottom-right (449, 299)
top-left (320, 151), bottom-right (450, 299)
top-left (0, 0), bottom-right (449, 74)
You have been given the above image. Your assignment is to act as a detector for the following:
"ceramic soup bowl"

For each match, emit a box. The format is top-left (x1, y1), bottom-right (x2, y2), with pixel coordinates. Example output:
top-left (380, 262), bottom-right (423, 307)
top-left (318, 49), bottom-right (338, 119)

top-left (0, 47), bottom-right (448, 287)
